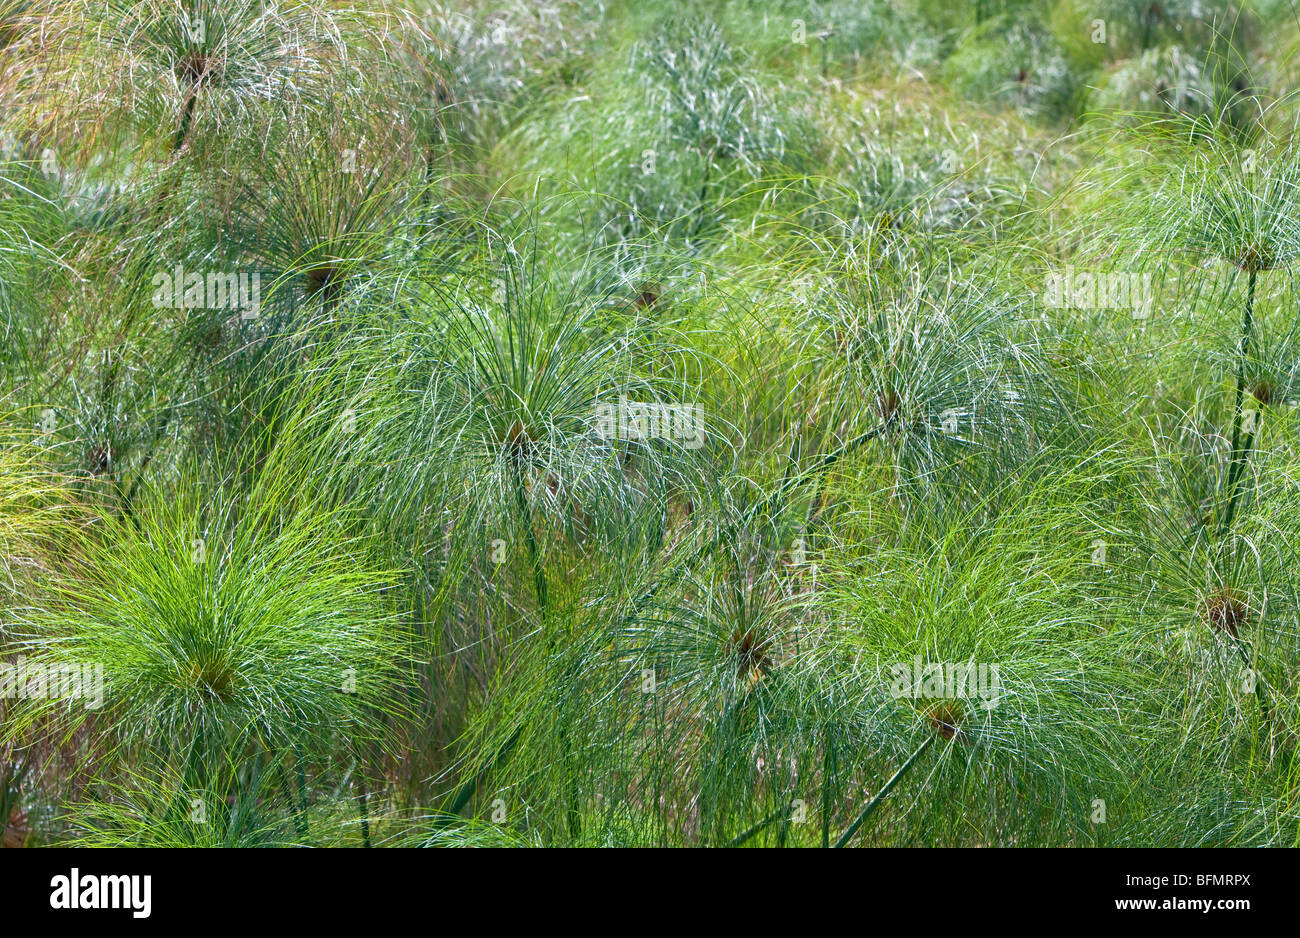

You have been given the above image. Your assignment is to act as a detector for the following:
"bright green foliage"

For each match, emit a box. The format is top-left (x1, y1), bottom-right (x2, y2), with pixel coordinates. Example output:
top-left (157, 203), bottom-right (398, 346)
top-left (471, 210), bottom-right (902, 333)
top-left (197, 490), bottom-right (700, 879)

top-left (2, 0), bottom-right (1300, 848)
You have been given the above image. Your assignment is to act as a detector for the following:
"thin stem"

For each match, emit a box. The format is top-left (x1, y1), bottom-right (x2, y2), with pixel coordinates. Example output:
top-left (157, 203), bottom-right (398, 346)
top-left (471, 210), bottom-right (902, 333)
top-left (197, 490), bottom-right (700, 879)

top-left (173, 90), bottom-right (198, 154)
top-left (434, 461), bottom-right (562, 835)
top-left (761, 420), bottom-right (891, 520)
top-left (278, 760), bottom-right (308, 838)
top-left (821, 724), bottom-right (835, 849)
top-left (295, 751), bottom-right (309, 820)
top-left (1221, 267), bottom-right (1259, 537)
top-left (727, 804), bottom-right (785, 847)
top-left (561, 659), bottom-right (581, 842)
top-left (355, 763), bottom-right (373, 848)
top-left (832, 735), bottom-right (934, 849)
top-left (512, 458), bottom-right (547, 614)
top-left (438, 725), bottom-right (523, 821)
top-left (688, 156), bottom-right (714, 242)
top-left (635, 419), bottom-right (890, 615)
top-left (509, 458), bottom-right (581, 838)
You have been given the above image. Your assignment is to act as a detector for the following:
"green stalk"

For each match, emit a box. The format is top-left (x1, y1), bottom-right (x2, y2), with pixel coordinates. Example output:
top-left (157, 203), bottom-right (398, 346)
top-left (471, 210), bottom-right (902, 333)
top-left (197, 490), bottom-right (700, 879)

top-left (278, 760), bottom-right (308, 839)
top-left (688, 157), bottom-right (714, 241)
top-left (821, 724), bottom-right (835, 849)
top-left (295, 749), bottom-right (309, 824)
top-left (761, 420), bottom-right (891, 520)
top-left (510, 457), bottom-right (580, 839)
top-left (354, 753), bottom-right (373, 848)
top-left (357, 783), bottom-right (372, 848)
top-left (727, 804), bottom-right (785, 847)
top-left (631, 419), bottom-right (891, 619)
top-left (512, 458), bottom-right (547, 614)
top-left (616, 419), bottom-right (891, 644)
top-left (433, 450), bottom-right (564, 826)
top-left (438, 725), bottom-right (523, 821)
top-left (832, 735), bottom-right (934, 848)
top-left (561, 658), bottom-right (581, 842)
top-left (173, 91), bottom-right (198, 153)
top-left (654, 679), bottom-right (665, 846)
top-left (1221, 267), bottom-right (1259, 537)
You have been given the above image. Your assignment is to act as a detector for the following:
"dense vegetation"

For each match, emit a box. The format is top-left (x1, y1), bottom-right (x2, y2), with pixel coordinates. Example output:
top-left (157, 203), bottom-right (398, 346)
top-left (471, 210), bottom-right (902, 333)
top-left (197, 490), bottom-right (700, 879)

top-left (3, 0), bottom-right (1300, 848)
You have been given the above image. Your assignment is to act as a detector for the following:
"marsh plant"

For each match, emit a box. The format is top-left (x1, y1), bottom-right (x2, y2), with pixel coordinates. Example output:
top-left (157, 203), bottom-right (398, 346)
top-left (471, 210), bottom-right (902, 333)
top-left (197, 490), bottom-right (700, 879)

top-left (2, 0), bottom-right (1300, 849)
